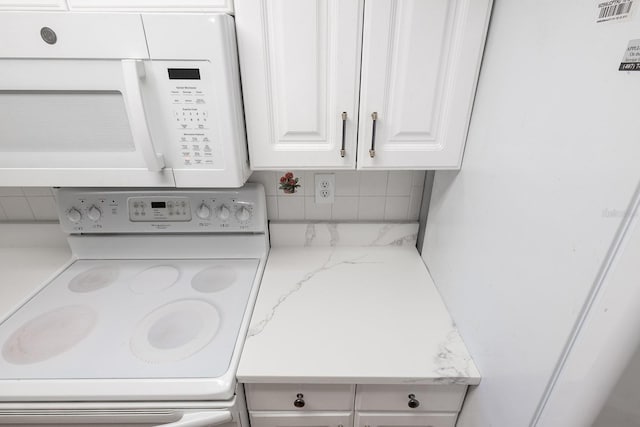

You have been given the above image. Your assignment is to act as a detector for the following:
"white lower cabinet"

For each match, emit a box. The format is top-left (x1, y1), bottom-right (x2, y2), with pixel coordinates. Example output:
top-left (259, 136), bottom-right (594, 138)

top-left (250, 412), bottom-right (353, 427)
top-left (245, 384), bottom-right (467, 427)
top-left (355, 413), bottom-right (457, 427)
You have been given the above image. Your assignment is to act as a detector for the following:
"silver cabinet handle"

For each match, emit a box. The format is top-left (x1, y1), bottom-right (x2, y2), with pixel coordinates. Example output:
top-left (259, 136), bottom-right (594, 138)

top-left (340, 112), bottom-right (347, 158)
top-left (369, 112), bottom-right (378, 158)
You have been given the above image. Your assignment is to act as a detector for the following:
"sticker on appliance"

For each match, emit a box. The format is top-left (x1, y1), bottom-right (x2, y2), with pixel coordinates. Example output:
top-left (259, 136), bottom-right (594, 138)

top-left (619, 39), bottom-right (640, 71)
top-left (596, 0), bottom-right (634, 23)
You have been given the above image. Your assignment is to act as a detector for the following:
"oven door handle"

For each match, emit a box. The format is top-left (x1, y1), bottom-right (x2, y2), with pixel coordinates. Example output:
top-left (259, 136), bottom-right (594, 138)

top-left (122, 59), bottom-right (166, 172)
top-left (157, 411), bottom-right (232, 427)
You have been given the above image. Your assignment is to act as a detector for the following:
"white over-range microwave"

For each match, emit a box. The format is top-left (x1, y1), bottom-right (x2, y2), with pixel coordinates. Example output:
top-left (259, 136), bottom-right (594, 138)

top-left (0, 12), bottom-right (250, 188)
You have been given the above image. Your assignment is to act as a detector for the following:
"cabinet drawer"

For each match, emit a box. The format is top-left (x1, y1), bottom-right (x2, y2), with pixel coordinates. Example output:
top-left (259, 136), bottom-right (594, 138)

top-left (355, 385), bottom-right (466, 412)
top-left (355, 412), bottom-right (457, 427)
top-left (246, 384), bottom-right (355, 411)
top-left (250, 411), bottom-right (353, 427)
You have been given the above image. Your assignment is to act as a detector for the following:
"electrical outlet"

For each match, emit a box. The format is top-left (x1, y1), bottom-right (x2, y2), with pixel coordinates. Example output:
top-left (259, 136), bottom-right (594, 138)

top-left (315, 174), bottom-right (335, 204)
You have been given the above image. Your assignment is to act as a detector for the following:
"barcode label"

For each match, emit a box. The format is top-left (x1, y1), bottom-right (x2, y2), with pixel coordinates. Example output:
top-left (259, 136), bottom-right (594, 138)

top-left (596, 0), bottom-right (634, 22)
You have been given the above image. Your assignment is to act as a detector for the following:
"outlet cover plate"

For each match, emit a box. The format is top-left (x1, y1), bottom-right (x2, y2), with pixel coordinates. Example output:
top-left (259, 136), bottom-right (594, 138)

top-left (315, 174), bottom-right (335, 204)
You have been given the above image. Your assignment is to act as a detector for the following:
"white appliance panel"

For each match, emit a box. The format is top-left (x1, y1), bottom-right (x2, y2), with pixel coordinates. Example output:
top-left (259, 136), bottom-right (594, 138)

top-left (422, 0), bottom-right (640, 426)
top-left (0, 91), bottom-right (134, 152)
top-left (142, 13), bottom-right (250, 188)
top-left (0, 185), bottom-right (268, 405)
top-left (55, 187), bottom-right (266, 234)
top-left (0, 59), bottom-right (157, 169)
top-left (142, 60), bottom-right (226, 172)
top-left (0, 259), bottom-right (260, 379)
top-left (0, 12), bottom-right (148, 58)
top-left (0, 12), bottom-right (248, 188)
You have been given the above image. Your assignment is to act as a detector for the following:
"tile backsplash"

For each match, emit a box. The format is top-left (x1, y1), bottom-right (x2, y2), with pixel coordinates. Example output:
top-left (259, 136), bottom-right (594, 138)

top-left (0, 171), bottom-right (425, 222)
top-left (248, 171), bottom-right (425, 221)
top-left (0, 187), bottom-right (57, 221)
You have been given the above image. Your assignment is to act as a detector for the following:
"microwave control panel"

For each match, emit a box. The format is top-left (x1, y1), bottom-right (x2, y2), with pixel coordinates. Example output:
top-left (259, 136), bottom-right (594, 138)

top-left (170, 69), bottom-right (214, 167)
top-left (146, 61), bottom-right (226, 171)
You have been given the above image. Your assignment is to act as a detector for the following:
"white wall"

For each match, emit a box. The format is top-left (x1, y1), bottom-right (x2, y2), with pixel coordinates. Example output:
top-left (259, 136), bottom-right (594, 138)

top-left (0, 171), bottom-right (425, 223)
top-left (422, 0), bottom-right (640, 425)
top-left (594, 344), bottom-right (640, 427)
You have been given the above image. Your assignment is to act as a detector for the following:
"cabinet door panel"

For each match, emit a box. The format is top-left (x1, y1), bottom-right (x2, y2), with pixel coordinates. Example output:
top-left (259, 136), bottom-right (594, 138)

top-left (67, 0), bottom-right (233, 13)
top-left (356, 412), bottom-right (457, 427)
top-left (358, 0), bottom-right (492, 169)
top-left (0, 0), bottom-right (66, 10)
top-left (250, 412), bottom-right (353, 427)
top-left (236, 0), bottom-right (363, 169)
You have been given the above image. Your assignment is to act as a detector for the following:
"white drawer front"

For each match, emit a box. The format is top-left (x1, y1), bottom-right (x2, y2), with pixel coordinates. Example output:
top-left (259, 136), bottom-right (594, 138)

top-left (250, 412), bottom-right (353, 427)
top-left (356, 412), bottom-right (457, 427)
top-left (246, 384), bottom-right (355, 411)
top-left (355, 385), bottom-right (466, 412)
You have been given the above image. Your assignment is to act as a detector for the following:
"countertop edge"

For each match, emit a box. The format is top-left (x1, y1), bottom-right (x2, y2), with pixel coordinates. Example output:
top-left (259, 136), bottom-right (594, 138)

top-left (237, 375), bottom-right (481, 386)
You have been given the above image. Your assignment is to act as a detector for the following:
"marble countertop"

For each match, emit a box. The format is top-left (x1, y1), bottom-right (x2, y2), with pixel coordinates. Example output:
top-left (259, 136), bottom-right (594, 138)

top-left (0, 224), bottom-right (72, 318)
top-left (237, 223), bottom-right (480, 385)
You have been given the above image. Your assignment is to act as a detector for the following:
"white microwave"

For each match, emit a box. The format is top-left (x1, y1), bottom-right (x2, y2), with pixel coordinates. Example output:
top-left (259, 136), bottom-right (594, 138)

top-left (0, 12), bottom-right (250, 188)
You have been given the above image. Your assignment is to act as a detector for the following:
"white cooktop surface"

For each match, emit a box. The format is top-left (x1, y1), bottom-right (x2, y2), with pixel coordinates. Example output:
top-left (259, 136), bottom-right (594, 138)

top-left (0, 258), bottom-right (259, 380)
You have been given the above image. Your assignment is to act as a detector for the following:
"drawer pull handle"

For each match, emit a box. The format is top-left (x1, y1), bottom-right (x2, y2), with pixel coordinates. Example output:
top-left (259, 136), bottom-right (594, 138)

top-left (340, 112), bottom-right (347, 158)
top-left (294, 393), bottom-right (305, 408)
top-left (369, 112), bottom-right (378, 158)
top-left (408, 393), bottom-right (420, 409)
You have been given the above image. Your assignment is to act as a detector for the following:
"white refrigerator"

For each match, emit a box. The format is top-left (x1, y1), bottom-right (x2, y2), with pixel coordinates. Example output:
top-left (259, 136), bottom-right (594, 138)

top-left (422, 0), bottom-right (640, 425)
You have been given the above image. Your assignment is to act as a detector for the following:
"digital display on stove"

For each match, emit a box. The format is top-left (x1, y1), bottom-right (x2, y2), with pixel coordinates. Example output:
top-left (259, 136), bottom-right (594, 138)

top-left (129, 197), bottom-right (192, 222)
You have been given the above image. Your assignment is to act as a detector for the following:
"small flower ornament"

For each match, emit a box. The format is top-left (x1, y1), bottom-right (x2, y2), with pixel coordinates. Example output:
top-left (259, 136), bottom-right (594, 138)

top-left (279, 172), bottom-right (300, 194)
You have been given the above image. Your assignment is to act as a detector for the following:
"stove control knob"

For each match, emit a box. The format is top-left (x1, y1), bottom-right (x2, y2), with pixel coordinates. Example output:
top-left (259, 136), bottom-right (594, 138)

top-left (235, 206), bottom-right (251, 222)
top-left (217, 205), bottom-right (230, 221)
top-left (196, 203), bottom-right (211, 219)
top-left (87, 205), bottom-right (101, 222)
top-left (67, 208), bottom-right (82, 223)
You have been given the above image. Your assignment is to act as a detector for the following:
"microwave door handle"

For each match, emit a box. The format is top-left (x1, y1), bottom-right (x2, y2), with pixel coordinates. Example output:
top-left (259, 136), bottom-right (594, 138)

top-left (156, 411), bottom-right (233, 427)
top-left (122, 59), bottom-right (166, 172)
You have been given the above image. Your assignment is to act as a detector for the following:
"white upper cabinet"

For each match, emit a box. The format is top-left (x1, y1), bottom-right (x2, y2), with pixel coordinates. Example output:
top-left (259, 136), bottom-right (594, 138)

top-left (236, 0), bottom-right (364, 170)
top-left (0, 0), bottom-right (66, 10)
top-left (357, 0), bottom-right (493, 169)
top-left (237, 0), bottom-right (492, 170)
top-left (66, 0), bottom-right (233, 13)
top-left (0, 0), bottom-right (234, 12)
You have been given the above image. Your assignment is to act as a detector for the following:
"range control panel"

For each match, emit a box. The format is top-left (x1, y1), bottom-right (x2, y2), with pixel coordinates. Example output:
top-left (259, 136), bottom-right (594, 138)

top-left (128, 197), bottom-right (192, 222)
top-left (55, 184), bottom-right (266, 234)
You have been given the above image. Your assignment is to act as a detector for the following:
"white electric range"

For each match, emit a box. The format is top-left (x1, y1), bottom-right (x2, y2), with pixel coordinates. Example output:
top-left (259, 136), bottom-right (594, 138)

top-left (0, 184), bottom-right (268, 427)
